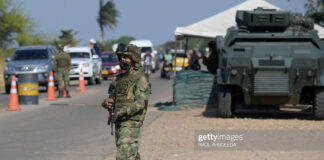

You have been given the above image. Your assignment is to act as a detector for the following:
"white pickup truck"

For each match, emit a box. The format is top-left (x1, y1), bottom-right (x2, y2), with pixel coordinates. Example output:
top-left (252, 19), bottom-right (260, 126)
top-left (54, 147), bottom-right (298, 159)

top-left (67, 47), bottom-right (102, 85)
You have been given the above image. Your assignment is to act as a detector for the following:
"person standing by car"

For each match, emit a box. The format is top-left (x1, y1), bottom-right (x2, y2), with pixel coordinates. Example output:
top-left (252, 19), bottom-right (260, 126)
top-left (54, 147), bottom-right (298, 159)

top-left (63, 41), bottom-right (73, 53)
top-left (102, 43), bottom-right (151, 160)
top-left (54, 45), bottom-right (71, 98)
top-left (89, 38), bottom-right (101, 57)
top-left (143, 49), bottom-right (153, 77)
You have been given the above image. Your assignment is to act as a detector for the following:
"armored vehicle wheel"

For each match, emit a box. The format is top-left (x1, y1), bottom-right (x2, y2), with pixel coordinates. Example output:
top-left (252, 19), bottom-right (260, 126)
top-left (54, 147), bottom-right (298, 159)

top-left (314, 88), bottom-right (324, 119)
top-left (216, 86), bottom-right (232, 118)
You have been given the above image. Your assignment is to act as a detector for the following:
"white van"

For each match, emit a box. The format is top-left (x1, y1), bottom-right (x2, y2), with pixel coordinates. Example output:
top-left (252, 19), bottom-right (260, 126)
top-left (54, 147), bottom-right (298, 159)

top-left (129, 40), bottom-right (158, 72)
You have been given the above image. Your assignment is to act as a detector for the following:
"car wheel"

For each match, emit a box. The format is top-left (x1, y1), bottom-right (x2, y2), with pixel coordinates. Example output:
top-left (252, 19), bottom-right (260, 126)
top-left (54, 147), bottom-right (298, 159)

top-left (5, 84), bottom-right (10, 94)
top-left (95, 76), bottom-right (102, 84)
top-left (87, 75), bottom-right (95, 85)
top-left (216, 86), bottom-right (232, 118)
top-left (314, 88), bottom-right (324, 119)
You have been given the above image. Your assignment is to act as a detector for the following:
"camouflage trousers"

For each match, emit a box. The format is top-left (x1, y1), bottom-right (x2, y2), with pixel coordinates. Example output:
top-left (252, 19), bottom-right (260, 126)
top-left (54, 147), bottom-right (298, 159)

top-left (115, 126), bottom-right (141, 160)
top-left (56, 68), bottom-right (70, 92)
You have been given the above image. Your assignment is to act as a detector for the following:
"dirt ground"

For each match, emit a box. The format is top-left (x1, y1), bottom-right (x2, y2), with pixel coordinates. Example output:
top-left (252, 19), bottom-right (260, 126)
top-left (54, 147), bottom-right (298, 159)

top-left (106, 107), bottom-right (324, 160)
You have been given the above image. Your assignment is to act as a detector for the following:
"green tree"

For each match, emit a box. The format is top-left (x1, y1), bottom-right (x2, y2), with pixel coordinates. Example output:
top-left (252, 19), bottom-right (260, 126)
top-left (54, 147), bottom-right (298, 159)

top-left (53, 29), bottom-right (79, 48)
top-left (0, 0), bottom-right (32, 48)
top-left (97, 0), bottom-right (120, 44)
top-left (305, 0), bottom-right (324, 26)
top-left (99, 36), bottom-right (135, 51)
top-left (117, 36), bottom-right (135, 44)
top-left (58, 29), bottom-right (79, 45)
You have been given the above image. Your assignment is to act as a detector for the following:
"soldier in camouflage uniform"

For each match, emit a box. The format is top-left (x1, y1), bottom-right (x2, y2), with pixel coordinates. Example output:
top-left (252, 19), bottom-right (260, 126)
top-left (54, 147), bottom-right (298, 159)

top-left (54, 45), bottom-right (71, 98)
top-left (102, 43), bottom-right (151, 160)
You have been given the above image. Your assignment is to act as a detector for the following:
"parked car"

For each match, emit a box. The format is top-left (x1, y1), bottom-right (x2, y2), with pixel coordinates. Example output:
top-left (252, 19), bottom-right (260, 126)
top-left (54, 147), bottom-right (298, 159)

top-left (101, 52), bottom-right (122, 80)
top-left (129, 40), bottom-right (158, 72)
top-left (68, 47), bottom-right (102, 85)
top-left (3, 45), bottom-right (58, 94)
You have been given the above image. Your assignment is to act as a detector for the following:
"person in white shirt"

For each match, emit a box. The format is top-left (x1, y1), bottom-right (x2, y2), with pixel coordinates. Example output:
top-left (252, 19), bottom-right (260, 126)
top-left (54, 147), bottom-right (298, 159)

top-left (63, 41), bottom-right (72, 53)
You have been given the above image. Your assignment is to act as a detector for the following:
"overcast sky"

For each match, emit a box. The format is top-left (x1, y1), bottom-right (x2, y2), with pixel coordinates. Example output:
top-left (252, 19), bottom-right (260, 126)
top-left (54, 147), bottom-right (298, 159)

top-left (20, 0), bottom-right (307, 46)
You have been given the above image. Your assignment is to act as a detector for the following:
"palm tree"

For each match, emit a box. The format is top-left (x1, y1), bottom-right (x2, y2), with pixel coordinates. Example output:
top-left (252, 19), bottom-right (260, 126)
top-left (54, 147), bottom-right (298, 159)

top-left (97, 0), bottom-right (120, 44)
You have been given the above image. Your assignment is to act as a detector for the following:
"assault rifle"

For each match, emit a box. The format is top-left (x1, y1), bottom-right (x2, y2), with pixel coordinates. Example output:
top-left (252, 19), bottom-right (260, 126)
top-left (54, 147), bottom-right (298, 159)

top-left (107, 80), bottom-right (119, 135)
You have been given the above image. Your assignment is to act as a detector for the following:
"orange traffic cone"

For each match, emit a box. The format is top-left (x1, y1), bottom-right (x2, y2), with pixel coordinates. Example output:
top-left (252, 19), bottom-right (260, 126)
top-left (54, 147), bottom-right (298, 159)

top-left (62, 83), bottom-right (67, 98)
top-left (46, 71), bottom-right (56, 101)
top-left (6, 75), bottom-right (20, 111)
top-left (77, 68), bottom-right (86, 93)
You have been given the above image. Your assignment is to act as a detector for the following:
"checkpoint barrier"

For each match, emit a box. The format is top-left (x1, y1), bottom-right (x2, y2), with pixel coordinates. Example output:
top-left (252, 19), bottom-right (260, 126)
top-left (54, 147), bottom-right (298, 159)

top-left (18, 74), bottom-right (39, 105)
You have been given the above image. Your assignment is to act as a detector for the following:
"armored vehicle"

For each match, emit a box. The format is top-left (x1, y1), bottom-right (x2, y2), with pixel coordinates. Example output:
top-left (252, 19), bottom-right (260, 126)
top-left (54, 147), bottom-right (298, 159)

top-left (216, 8), bottom-right (324, 119)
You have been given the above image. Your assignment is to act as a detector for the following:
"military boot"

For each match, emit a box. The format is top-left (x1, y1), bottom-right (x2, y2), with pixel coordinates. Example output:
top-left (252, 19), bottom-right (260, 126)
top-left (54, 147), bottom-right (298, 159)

top-left (66, 91), bottom-right (71, 98)
top-left (56, 91), bottom-right (63, 98)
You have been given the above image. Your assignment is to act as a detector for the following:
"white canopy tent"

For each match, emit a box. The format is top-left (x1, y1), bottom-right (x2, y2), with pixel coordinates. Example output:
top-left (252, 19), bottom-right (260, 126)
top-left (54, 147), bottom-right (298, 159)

top-left (174, 0), bottom-right (324, 39)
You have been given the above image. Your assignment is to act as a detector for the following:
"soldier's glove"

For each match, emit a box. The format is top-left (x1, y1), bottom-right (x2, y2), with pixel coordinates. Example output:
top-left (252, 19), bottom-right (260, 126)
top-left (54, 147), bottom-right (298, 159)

top-left (115, 111), bottom-right (122, 120)
top-left (102, 98), bottom-right (114, 110)
top-left (101, 100), bottom-right (107, 109)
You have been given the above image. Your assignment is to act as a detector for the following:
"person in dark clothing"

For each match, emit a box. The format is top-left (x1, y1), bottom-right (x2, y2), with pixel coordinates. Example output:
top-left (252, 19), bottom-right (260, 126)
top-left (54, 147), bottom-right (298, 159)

top-left (188, 50), bottom-right (200, 70)
top-left (89, 38), bottom-right (101, 57)
top-left (202, 41), bottom-right (219, 74)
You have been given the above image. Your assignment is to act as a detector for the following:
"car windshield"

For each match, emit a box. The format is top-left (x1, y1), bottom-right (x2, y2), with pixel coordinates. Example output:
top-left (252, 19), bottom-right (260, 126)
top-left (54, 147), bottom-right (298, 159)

top-left (69, 52), bottom-right (90, 59)
top-left (12, 49), bottom-right (48, 61)
top-left (102, 54), bottom-right (119, 62)
top-left (140, 47), bottom-right (152, 53)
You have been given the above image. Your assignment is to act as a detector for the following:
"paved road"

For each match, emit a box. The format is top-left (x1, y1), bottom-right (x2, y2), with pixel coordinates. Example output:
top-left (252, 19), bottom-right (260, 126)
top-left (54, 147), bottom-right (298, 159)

top-left (0, 80), bottom-right (91, 110)
top-left (0, 71), bottom-right (172, 160)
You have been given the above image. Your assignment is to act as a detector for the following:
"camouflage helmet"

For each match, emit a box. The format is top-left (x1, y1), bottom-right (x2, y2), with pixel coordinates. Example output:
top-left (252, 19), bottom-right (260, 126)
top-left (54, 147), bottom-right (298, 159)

top-left (57, 43), bottom-right (64, 52)
top-left (116, 43), bottom-right (141, 64)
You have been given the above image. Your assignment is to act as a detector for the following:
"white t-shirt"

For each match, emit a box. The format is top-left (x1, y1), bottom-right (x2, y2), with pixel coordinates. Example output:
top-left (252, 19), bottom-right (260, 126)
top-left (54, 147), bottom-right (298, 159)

top-left (63, 45), bottom-right (70, 53)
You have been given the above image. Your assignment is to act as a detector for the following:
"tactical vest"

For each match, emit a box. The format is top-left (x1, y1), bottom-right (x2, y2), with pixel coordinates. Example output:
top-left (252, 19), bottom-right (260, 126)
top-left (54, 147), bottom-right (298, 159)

top-left (56, 53), bottom-right (70, 68)
top-left (115, 72), bottom-right (149, 125)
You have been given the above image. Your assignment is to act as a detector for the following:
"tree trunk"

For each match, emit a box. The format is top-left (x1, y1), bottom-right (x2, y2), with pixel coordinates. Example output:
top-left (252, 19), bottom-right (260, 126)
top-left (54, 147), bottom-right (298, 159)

top-left (100, 28), bottom-right (104, 45)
